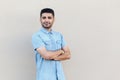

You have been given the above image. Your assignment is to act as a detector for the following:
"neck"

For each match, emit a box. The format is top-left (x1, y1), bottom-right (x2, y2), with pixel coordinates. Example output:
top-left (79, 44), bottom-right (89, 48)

top-left (47, 28), bottom-right (52, 32)
top-left (43, 27), bottom-right (52, 32)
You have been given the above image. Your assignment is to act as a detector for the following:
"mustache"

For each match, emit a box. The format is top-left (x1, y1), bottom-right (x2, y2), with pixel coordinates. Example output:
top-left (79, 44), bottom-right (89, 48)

top-left (43, 22), bottom-right (50, 24)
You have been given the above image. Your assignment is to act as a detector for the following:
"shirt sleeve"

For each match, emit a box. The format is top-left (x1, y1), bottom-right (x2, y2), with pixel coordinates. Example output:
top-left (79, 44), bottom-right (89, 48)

top-left (60, 34), bottom-right (67, 48)
top-left (32, 34), bottom-right (45, 51)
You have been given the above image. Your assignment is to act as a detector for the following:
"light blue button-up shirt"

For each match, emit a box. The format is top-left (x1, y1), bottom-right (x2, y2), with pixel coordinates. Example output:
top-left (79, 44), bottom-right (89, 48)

top-left (32, 27), bottom-right (66, 80)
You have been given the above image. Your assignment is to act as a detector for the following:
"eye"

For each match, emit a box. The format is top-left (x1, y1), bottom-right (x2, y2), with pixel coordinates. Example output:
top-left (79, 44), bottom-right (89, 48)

top-left (42, 17), bottom-right (46, 19)
top-left (48, 17), bottom-right (52, 19)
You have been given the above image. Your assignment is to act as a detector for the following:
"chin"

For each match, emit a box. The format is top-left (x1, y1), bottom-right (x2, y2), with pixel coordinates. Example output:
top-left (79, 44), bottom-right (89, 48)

top-left (43, 25), bottom-right (52, 29)
top-left (43, 26), bottom-right (51, 29)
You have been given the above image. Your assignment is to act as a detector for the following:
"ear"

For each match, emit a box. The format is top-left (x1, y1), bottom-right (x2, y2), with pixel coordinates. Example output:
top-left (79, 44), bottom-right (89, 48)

top-left (53, 17), bottom-right (55, 22)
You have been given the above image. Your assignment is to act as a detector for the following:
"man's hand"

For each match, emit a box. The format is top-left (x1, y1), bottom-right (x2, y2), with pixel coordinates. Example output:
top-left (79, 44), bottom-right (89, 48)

top-left (51, 50), bottom-right (64, 59)
top-left (36, 46), bottom-right (70, 61)
top-left (37, 47), bottom-right (65, 60)
top-left (53, 46), bottom-right (71, 61)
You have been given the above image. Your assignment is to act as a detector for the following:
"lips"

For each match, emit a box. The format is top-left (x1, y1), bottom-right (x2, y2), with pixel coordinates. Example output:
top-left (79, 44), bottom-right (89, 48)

top-left (44, 22), bottom-right (50, 26)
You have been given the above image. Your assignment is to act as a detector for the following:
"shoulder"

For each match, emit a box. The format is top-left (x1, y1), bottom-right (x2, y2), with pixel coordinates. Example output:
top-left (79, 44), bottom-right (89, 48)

top-left (32, 28), bottom-right (45, 36)
top-left (32, 30), bottom-right (43, 39)
top-left (52, 30), bottom-right (63, 36)
top-left (32, 31), bottom-right (39, 38)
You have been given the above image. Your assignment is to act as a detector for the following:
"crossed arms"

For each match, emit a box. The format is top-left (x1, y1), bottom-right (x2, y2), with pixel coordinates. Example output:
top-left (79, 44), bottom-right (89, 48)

top-left (36, 46), bottom-right (71, 61)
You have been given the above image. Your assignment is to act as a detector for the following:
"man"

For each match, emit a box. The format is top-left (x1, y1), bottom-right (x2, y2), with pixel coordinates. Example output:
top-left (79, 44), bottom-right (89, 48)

top-left (32, 8), bottom-right (71, 80)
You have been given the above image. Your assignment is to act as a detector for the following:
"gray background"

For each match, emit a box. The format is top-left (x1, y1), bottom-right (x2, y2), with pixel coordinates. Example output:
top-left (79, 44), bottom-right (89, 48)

top-left (0, 0), bottom-right (120, 80)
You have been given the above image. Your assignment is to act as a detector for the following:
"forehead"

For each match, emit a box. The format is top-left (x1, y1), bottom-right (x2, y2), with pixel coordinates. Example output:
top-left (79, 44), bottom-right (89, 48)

top-left (41, 13), bottom-right (53, 17)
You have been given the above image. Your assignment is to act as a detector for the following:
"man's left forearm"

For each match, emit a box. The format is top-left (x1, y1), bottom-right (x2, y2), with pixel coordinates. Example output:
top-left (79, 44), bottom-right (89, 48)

top-left (54, 52), bottom-right (71, 61)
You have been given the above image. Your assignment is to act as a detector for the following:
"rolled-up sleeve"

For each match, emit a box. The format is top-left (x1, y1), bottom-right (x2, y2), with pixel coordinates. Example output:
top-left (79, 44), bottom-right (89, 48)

top-left (60, 34), bottom-right (67, 48)
top-left (32, 34), bottom-right (45, 51)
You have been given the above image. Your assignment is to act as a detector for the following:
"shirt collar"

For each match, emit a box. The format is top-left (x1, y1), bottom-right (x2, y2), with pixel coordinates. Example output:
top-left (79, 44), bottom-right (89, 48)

top-left (40, 27), bottom-right (53, 34)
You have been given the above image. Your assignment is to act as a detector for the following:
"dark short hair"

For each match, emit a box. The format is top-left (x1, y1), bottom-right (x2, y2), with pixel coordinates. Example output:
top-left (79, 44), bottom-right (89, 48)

top-left (40, 8), bottom-right (55, 17)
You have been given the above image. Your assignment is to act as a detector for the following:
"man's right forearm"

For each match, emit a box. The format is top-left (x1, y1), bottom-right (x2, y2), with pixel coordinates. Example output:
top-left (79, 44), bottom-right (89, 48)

top-left (47, 50), bottom-right (63, 59)
top-left (37, 47), bottom-right (64, 60)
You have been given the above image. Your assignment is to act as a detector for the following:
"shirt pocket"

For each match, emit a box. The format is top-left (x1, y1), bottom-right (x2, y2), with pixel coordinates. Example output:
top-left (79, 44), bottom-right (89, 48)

top-left (56, 40), bottom-right (62, 49)
top-left (44, 40), bottom-right (51, 50)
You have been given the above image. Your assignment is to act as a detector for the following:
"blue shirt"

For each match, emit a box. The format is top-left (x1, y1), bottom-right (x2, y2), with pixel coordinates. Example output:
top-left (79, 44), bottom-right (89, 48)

top-left (32, 27), bottom-right (66, 80)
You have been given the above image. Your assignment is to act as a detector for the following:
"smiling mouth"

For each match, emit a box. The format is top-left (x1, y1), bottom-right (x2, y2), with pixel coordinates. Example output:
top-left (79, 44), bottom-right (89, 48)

top-left (44, 22), bottom-right (50, 25)
top-left (44, 23), bottom-right (49, 26)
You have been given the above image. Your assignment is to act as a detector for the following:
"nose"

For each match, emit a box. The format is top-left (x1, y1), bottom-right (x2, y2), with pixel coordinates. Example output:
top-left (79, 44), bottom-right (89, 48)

top-left (44, 18), bottom-right (49, 22)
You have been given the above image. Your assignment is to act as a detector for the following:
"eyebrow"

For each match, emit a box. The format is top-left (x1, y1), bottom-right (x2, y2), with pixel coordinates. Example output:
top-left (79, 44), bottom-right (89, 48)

top-left (42, 16), bottom-right (52, 19)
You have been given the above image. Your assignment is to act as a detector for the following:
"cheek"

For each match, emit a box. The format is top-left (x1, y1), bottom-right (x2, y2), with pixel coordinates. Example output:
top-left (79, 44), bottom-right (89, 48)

top-left (41, 20), bottom-right (45, 23)
top-left (50, 20), bottom-right (54, 23)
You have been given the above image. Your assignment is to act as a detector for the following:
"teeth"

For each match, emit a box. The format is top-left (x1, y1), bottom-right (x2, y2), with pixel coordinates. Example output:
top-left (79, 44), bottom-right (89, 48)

top-left (44, 22), bottom-right (48, 24)
top-left (46, 23), bottom-right (49, 24)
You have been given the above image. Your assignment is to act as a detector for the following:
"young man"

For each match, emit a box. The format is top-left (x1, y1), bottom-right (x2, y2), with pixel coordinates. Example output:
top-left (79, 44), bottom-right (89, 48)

top-left (32, 8), bottom-right (71, 80)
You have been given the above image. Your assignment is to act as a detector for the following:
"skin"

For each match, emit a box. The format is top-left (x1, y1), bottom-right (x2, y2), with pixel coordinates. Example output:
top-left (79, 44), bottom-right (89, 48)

top-left (36, 13), bottom-right (71, 61)
top-left (40, 13), bottom-right (54, 31)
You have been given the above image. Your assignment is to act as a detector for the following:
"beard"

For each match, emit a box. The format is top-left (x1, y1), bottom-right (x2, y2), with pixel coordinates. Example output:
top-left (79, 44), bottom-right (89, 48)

top-left (42, 25), bottom-right (52, 29)
top-left (42, 22), bottom-right (52, 29)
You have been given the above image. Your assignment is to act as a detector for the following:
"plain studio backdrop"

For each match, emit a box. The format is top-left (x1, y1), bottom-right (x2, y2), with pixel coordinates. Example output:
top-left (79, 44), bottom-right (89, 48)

top-left (0, 0), bottom-right (120, 80)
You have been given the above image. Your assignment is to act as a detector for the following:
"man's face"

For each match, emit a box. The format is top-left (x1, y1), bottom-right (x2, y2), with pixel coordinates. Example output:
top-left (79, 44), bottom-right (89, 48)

top-left (40, 13), bottom-right (54, 29)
